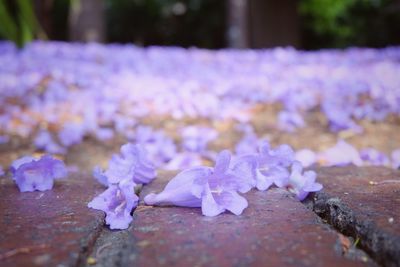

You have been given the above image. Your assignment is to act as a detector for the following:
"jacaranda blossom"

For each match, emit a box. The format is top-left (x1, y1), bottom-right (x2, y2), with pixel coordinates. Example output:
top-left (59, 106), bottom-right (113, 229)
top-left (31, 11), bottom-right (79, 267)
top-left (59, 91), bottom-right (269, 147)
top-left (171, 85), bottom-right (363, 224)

top-left (392, 149), bottom-right (400, 169)
top-left (318, 140), bottom-right (363, 166)
top-left (94, 143), bottom-right (156, 185)
top-left (253, 142), bottom-right (295, 191)
top-left (11, 155), bottom-right (67, 192)
top-left (34, 130), bottom-right (66, 154)
top-left (284, 161), bottom-right (323, 201)
top-left (181, 126), bottom-right (217, 153)
top-left (163, 152), bottom-right (203, 170)
top-left (360, 148), bottom-right (390, 166)
top-left (89, 143), bottom-right (156, 230)
top-left (145, 150), bottom-right (253, 216)
top-left (88, 178), bottom-right (138, 230)
top-left (295, 149), bottom-right (317, 168)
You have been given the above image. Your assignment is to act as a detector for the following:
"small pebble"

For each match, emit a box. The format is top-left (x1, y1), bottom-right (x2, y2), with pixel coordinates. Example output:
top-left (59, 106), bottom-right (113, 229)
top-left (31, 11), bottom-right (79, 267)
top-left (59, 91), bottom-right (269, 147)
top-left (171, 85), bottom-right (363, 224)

top-left (87, 257), bottom-right (97, 265)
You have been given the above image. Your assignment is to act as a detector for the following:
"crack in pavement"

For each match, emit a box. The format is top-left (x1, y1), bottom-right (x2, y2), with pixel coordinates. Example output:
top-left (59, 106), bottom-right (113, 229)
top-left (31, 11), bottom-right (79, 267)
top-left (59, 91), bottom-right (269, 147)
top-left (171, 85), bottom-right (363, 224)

top-left (305, 192), bottom-right (400, 267)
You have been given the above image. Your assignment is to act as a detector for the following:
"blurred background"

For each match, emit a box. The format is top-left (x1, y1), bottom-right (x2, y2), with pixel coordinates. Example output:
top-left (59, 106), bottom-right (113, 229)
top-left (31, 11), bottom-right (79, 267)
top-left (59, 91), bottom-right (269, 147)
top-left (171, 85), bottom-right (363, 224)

top-left (1, 0), bottom-right (400, 49)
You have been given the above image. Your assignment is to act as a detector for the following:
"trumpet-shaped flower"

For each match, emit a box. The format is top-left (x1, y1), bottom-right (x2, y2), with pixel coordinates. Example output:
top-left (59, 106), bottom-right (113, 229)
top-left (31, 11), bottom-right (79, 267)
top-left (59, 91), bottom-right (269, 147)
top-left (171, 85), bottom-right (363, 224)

top-left (318, 140), bottom-right (362, 166)
top-left (11, 155), bottom-right (67, 192)
top-left (285, 161), bottom-right (322, 201)
top-left (88, 178), bottom-right (138, 230)
top-left (94, 143), bottom-right (156, 185)
top-left (145, 150), bottom-right (253, 216)
top-left (254, 142), bottom-right (294, 191)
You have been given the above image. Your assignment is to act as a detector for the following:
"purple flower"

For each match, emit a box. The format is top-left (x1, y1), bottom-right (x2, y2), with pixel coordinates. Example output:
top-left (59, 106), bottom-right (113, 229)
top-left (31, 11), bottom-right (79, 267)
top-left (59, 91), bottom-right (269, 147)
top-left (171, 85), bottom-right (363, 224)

top-left (58, 122), bottom-right (86, 147)
top-left (360, 148), bottom-right (390, 166)
top-left (34, 130), bottom-right (66, 154)
top-left (95, 143), bottom-right (156, 185)
top-left (93, 166), bottom-right (109, 186)
top-left (11, 155), bottom-right (67, 192)
top-left (278, 110), bottom-right (305, 132)
top-left (295, 149), bottom-right (317, 168)
top-left (253, 142), bottom-right (294, 191)
top-left (0, 165), bottom-right (4, 176)
top-left (284, 161), bottom-right (322, 201)
top-left (392, 149), bottom-right (400, 169)
top-left (318, 140), bottom-right (362, 166)
top-left (88, 178), bottom-right (138, 230)
top-left (163, 152), bottom-right (203, 170)
top-left (133, 126), bottom-right (177, 167)
top-left (181, 126), bottom-right (217, 153)
top-left (0, 135), bottom-right (9, 144)
top-left (235, 124), bottom-right (260, 156)
top-left (145, 150), bottom-right (252, 216)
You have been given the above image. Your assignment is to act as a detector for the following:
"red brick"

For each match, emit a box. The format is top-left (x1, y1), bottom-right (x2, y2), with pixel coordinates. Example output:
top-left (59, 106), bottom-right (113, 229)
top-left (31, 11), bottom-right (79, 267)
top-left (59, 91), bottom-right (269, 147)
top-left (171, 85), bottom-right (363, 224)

top-left (0, 173), bottom-right (105, 267)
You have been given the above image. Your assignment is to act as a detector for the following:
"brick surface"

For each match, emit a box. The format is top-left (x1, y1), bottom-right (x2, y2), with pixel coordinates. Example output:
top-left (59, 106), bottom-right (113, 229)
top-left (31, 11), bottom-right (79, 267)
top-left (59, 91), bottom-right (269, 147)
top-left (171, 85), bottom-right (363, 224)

top-left (0, 173), bottom-right (105, 267)
top-left (315, 166), bottom-right (400, 235)
top-left (311, 166), bottom-right (400, 266)
top-left (113, 172), bottom-right (376, 267)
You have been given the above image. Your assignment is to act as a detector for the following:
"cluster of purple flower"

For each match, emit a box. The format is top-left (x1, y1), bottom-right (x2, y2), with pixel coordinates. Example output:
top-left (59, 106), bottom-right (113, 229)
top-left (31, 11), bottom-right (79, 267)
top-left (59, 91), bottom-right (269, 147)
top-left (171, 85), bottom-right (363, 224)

top-left (145, 142), bottom-right (321, 220)
top-left (88, 143), bottom-right (156, 229)
top-left (0, 42), bottom-right (399, 155)
top-left (86, 140), bottom-right (321, 229)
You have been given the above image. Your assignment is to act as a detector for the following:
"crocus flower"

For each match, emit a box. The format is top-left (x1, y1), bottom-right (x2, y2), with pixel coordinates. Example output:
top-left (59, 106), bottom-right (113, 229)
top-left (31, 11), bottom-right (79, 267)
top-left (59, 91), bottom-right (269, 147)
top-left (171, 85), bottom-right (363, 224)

top-left (11, 155), bottom-right (67, 192)
top-left (94, 143), bottom-right (156, 185)
top-left (145, 150), bottom-right (253, 216)
top-left (253, 142), bottom-right (295, 191)
top-left (88, 178), bottom-right (138, 230)
top-left (318, 140), bottom-right (363, 166)
top-left (284, 161), bottom-right (322, 201)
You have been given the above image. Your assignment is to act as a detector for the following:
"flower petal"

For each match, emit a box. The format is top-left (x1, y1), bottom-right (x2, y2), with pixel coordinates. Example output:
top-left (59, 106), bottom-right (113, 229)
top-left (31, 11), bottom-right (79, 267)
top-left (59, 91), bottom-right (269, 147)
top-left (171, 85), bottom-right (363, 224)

top-left (201, 188), bottom-right (224, 217)
top-left (214, 150), bottom-right (231, 173)
top-left (214, 190), bottom-right (248, 215)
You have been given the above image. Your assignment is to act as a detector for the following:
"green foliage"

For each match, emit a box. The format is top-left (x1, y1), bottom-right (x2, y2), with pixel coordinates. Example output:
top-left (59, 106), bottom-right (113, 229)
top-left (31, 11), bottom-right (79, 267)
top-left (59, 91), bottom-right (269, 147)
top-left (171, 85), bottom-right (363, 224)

top-left (300, 0), bottom-right (400, 48)
top-left (0, 0), bottom-right (45, 47)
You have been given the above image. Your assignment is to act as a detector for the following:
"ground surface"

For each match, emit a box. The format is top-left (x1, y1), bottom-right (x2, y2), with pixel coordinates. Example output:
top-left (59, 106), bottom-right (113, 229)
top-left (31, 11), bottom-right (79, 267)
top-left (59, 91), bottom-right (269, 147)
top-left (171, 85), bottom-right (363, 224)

top-left (0, 111), bottom-right (400, 267)
top-left (0, 149), bottom-right (399, 267)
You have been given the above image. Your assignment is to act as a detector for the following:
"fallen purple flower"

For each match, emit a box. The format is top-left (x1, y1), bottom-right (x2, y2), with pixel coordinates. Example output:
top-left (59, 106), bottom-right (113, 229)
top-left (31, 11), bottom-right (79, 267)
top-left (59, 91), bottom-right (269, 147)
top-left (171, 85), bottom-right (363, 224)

top-left (11, 155), bottom-right (67, 192)
top-left (295, 149), bottom-right (317, 168)
top-left (254, 142), bottom-right (294, 191)
top-left (145, 150), bottom-right (252, 216)
top-left (34, 130), bottom-right (66, 154)
top-left (392, 149), bottom-right (400, 169)
top-left (95, 143), bottom-right (156, 185)
top-left (163, 152), bottom-right (203, 170)
top-left (278, 110), bottom-right (305, 132)
top-left (318, 140), bottom-right (363, 166)
top-left (360, 148), bottom-right (390, 166)
top-left (181, 126), bottom-right (217, 153)
top-left (58, 122), bottom-right (86, 147)
top-left (284, 161), bottom-right (322, 201)
top-left (88, 178), bottom-right (138, 230)
top-left (235, 124), bottom-right (260, 156)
